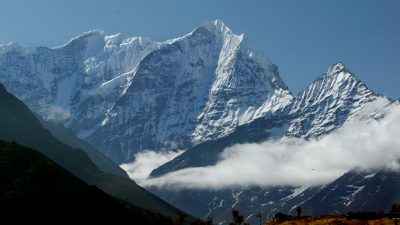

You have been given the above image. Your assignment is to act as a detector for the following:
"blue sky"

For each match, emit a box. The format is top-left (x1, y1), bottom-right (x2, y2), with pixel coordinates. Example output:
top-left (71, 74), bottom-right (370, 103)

top-left (0, 0), bottom-right (399, 98)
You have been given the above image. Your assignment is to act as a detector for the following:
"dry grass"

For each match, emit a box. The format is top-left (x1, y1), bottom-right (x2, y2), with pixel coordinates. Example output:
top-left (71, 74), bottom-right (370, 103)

top-left (265, 215), bottom-right (400, 225)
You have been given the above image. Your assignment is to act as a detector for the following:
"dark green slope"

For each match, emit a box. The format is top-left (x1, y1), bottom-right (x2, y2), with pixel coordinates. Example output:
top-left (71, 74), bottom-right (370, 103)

top-left (0, 83), bottom-right (183, 219)
top-left (0, 141), bottom-right (172, 225)
top-left (39, 118), bottom-right (129, 179)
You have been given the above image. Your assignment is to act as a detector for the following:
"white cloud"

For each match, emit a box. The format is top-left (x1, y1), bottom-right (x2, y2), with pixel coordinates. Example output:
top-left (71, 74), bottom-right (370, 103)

top-left (37, 100), bottom-right (71, 121)
top-left (45, 105), bottom-right (71, 121)
top-left (120, 150), bottom-right (184, 182)
top-left (122, 104), bottom-right (400, 190)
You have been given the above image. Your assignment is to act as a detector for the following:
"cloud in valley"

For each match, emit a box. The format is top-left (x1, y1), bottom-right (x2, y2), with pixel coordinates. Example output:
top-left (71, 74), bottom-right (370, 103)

top-left (122, 104), bottom-right (400, 190)
top-left (120, 150), bottom-right (184, 181)
top-left (45, 105), bottom-right (71, 121)
top-left (38, 99), bottom-right (71, 121)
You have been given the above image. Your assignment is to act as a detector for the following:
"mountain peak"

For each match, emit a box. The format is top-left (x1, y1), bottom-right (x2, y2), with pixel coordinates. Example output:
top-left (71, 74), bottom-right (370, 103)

top-left (202, 19), bottom-right (226, 29)
top-left (319, 62), bottom-right (359, 84)
top-left (297, 62), bottom-right (375, 105)
top-left (55, 29), bottom-right (106, 49)
top-left (199, 19), bottom-right (235, 37)
top-left (327, 62), bottom-right (347, 75)
top-left (80, 29), bottom-right (106, 38)
top-left (68, 29), bottom-right (107, 44)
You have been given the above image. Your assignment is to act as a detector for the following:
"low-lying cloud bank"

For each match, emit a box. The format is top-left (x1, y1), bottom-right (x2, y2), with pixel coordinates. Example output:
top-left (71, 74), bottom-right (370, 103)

top-left (120, 149), bottom-right (184, 181)
top-left (122, 104), bottom-right (400, 190)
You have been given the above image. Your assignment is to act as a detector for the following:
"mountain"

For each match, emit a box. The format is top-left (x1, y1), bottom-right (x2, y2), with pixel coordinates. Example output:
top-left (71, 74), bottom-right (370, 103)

top-left (0, 19), bottom-right (398, 224)
top-left (0, 82), bottom-right (183, 219)
top-left (171, 170), bottom-right (400, 224)
top-left (148, 63), bottom-right (396, 224)
top-left (0, 30), bottom-right (158, 163)
top-left (286, 62), bottom-right (392, 138)
top-left (298, 170), bottom-right (400, 215)
top-left (151, 62), bottom-right (393, 176)
top-left (0, 20), bottom-right (292, 163)
top-left (0, 141), bottom-right (172, 225)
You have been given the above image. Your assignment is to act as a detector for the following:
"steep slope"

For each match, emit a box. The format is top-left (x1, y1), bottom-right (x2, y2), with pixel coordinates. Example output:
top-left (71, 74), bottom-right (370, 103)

top-left (39, 118), bottom-right (129, 178)
top-left (149, 186), bottom-right (321, 224)
top-left (0, 20), bottom-right (292, 163)
top-left (265, 170), bottom-right (400, 218)
top-left (298, 170), bottom-right (400, 215)
top-left (148, 63), bottom-right (395, 223)
top-left (0, 141), bottom-right (172, 225)
top-left (287, 62), bottom-right (392, 138)
top-left (0, 83), bottom-right (98, 182)
top-left (0, 83), bottom-right (183, 219)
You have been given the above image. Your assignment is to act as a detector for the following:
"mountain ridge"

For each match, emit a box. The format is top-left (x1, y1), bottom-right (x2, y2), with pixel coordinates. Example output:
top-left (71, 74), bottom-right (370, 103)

top-left (151, 62), bottom-right (393, 177)
top-left (0, 19), bottom-right (292, 163)
top-left (147, 62), bottom-right (396, 224)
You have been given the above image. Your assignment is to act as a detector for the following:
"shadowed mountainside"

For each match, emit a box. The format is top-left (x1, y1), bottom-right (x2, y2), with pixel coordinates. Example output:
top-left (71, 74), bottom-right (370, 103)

top-left (0, 82), bottom-right (184, 219)
top-left (0, 141), bottom-right (173, 225)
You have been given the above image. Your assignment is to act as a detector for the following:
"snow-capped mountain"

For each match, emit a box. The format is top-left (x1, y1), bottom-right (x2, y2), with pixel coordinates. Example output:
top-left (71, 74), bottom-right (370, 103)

top-left (151, 62), bottom-right (393, 176)
top-left (151, 170), bottom-right (400, 224)
top-left (0, 19), bottom-right (397, 224)
top-left (0, 29), bottom-right (159, 162)
top-left (0, 20), bottom-right (292, 163)
top-left (286, 62), bottom-right (392, 138)
top-left (298, 170), bottom-right (400, 215)
top-left (149, 62), bottom-right (396, 224)
top-left (90, 20), bottom-right (292, 162)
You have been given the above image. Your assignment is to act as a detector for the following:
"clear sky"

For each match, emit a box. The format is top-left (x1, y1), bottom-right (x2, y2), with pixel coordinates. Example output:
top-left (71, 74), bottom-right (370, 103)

top-left (0, 0), bottom-right (399, 99)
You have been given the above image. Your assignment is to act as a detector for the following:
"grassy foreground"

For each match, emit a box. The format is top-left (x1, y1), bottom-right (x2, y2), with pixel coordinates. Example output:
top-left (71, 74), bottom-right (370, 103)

top-left (266, 215), bottom-right (400, 225)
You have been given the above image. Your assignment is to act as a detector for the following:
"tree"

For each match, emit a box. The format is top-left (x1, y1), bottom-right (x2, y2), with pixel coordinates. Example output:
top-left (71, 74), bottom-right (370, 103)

top-left (255, 212), bottom-right (262, 225)
top-left (229, 210), bottom-right (244, 225)
top-left (296, 206), bottom-right (302, 217)
top-left (175, 212), bottom-right (188, 225)
top-left (188, 214), bottom-right (214, 225)
top-left (206, 214), bottom-right (213, 225)
top-left (392, 203), bottom-right (400, 213)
